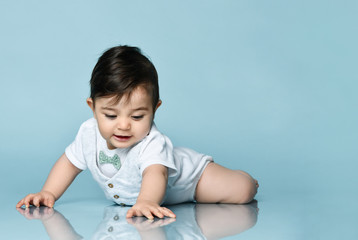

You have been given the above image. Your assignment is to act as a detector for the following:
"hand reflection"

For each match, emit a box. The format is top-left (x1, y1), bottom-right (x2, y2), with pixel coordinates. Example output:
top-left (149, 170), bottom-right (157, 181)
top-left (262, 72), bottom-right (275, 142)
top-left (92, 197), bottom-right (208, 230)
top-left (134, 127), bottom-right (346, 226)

top-left (16, 206), bottom-right (55, 221)
top-left (127, 216), bottom-right (176, 231)
top-left (16, 206), bottom-right (83, 240)
top-left (126, 216), bottom-right (176, 240)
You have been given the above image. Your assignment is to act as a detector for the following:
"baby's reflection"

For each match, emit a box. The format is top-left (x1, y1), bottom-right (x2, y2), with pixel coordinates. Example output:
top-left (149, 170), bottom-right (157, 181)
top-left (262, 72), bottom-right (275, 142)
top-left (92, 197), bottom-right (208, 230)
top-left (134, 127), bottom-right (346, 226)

top-left (16, 206), bottom-right (83, 240)
top-left (17, 201), bottom-right (258, 239)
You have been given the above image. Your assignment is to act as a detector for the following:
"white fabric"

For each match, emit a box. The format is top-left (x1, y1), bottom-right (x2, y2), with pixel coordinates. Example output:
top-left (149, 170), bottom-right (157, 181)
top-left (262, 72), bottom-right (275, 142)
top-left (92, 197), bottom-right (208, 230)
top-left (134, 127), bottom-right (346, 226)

top-left (65, 118), bottom-right (213, 205)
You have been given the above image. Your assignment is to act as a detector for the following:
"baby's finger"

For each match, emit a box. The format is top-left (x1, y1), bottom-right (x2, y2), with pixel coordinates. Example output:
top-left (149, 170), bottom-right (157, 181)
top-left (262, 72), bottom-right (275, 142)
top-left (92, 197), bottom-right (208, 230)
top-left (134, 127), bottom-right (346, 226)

top-left (141, 209), bottom-right (155, 220)
top-left (32, 196), bottom-right (41, 207)
top-left (126, 209), bottom-right (134, 218)
top-left (44, 197), bottom-right (55, 208)
top-left (23, 194), bottom-right (35, 208)
top-left (126, 208), bottom-right (141, 218)
top-left (16, 199), bottom-right (25, 208)
top-left (151, 208), bottom-right (164, 219)
top-left (43, 198), bottom-right (49, 207)
top-left (161, 207), bottom-right (176, 218)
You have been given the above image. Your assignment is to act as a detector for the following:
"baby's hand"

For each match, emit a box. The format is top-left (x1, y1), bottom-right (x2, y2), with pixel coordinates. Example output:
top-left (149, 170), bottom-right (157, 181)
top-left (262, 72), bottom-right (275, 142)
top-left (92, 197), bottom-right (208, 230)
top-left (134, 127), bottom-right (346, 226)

top-left (126, 200), bottom-right (176, 220)
top-left (16, 191), bottom-right (56, 208)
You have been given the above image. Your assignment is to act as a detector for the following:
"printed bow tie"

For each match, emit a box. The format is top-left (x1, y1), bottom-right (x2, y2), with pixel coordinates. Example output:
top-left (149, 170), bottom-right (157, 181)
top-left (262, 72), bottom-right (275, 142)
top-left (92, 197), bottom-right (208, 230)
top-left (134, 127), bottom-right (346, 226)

top-left (99, 151), bottom-right (121, 170)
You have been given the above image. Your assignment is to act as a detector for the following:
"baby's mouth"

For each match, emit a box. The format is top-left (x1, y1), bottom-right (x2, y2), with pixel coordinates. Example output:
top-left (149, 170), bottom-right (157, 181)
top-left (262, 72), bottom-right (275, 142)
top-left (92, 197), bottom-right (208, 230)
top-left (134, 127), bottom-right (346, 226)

top-left (113, 135), bottom-right (132, 141)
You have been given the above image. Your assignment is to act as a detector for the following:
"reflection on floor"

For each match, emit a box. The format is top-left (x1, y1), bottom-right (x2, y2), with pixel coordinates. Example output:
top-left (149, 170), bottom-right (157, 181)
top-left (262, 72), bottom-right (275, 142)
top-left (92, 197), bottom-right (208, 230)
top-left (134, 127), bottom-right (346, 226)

top-left (16, 201), bottom-right (258, 239)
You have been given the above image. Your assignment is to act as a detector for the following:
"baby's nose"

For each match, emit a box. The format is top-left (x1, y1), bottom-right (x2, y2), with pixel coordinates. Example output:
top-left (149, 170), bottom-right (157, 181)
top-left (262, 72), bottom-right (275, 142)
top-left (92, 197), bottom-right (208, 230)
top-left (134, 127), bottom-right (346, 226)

top-left (117, 119), bottom-right (130, 130)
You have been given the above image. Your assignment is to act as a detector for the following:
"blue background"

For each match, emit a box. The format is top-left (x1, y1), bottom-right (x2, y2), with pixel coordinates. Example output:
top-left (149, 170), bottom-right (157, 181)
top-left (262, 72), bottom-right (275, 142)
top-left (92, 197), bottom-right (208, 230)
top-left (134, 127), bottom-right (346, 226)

top-left (1, 0), bottom-right (357, 238)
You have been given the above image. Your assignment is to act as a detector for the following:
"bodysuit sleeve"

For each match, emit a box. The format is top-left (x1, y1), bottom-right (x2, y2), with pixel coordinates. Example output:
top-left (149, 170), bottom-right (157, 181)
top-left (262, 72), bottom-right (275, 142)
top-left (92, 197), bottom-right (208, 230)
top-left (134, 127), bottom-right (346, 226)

top-left (65, 118), bottom-right (97, 170)
top-left (137, 126), bottom-right (178, 177)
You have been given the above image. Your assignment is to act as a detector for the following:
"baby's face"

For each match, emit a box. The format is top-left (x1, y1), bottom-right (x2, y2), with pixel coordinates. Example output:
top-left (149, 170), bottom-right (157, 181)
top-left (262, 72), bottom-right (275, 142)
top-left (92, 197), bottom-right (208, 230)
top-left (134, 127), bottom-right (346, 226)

top-left (89, 87), bottom-right (156, 149)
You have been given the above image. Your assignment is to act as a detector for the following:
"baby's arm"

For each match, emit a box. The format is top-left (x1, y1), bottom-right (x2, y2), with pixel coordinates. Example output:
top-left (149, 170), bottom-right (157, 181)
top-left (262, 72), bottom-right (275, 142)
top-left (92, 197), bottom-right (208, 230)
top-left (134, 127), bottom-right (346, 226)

top-left (126, 164), bottom-right (176, 220)
top-left (16, 153), bottom-right (82, 208)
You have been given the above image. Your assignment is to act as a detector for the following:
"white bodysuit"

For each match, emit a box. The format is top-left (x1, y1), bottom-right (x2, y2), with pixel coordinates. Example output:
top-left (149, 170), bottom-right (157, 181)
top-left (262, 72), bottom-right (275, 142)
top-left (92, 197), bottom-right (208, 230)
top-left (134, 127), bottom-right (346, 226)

top-left (65, 118), bottom-right (213, 205)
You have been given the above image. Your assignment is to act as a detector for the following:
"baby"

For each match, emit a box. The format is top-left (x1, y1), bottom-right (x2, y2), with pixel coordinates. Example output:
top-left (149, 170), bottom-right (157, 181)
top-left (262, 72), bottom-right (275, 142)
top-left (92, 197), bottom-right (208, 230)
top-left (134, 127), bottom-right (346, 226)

top-left (17, 46), bottom-right (259, 219)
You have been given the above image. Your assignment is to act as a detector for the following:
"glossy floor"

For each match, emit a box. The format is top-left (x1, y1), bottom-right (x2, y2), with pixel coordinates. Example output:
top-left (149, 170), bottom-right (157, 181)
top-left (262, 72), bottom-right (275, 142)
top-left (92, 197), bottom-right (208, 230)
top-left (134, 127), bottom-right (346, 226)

top-left (4, 191), bottom-right (358, 239)
top-left (8, 201), bottom-right (258, 239)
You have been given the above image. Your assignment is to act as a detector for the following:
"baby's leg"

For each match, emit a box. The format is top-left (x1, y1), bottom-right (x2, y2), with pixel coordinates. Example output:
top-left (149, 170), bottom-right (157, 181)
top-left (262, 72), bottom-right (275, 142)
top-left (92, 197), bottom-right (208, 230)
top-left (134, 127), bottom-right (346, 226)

top-left (195, 163), bottom-right (258, 204)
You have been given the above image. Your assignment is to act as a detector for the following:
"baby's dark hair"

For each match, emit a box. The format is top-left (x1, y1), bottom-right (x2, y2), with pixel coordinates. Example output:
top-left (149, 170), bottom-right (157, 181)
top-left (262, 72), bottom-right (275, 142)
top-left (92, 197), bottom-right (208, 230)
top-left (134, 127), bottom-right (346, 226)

top-left (90, 45), bottom-right (159, 110)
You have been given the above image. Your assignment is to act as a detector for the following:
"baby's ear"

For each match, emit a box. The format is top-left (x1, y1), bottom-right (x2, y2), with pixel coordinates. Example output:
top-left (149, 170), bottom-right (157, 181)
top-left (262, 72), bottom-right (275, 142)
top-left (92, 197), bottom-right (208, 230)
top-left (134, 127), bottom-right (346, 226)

top-left (155, 100), bottom-right (162, 112)
top-left (153, 100), bottom-right (162, 120)
top-left (87, 98), bottom-right (95, 113)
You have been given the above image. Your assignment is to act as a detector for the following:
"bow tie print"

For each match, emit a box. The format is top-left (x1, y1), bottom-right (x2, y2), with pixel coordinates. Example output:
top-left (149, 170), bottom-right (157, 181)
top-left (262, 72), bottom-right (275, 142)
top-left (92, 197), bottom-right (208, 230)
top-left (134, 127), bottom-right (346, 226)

top-left (99, 151), bottom-right (121, 170)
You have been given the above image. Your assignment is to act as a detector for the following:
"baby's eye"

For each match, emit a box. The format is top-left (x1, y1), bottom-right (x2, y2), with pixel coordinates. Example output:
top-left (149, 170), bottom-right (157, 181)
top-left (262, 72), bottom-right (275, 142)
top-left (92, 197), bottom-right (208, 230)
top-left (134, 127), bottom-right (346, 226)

top-left (105, 114), bottom-right (117, 119)
top-left (132, 115), bottom-right (144, 120)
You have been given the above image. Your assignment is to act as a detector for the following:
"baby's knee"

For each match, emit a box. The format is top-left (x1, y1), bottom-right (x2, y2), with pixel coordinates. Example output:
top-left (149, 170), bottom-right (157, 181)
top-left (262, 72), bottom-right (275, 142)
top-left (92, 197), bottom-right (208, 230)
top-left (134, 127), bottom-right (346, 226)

top-left (234, 177), bottom-right (257, 204)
